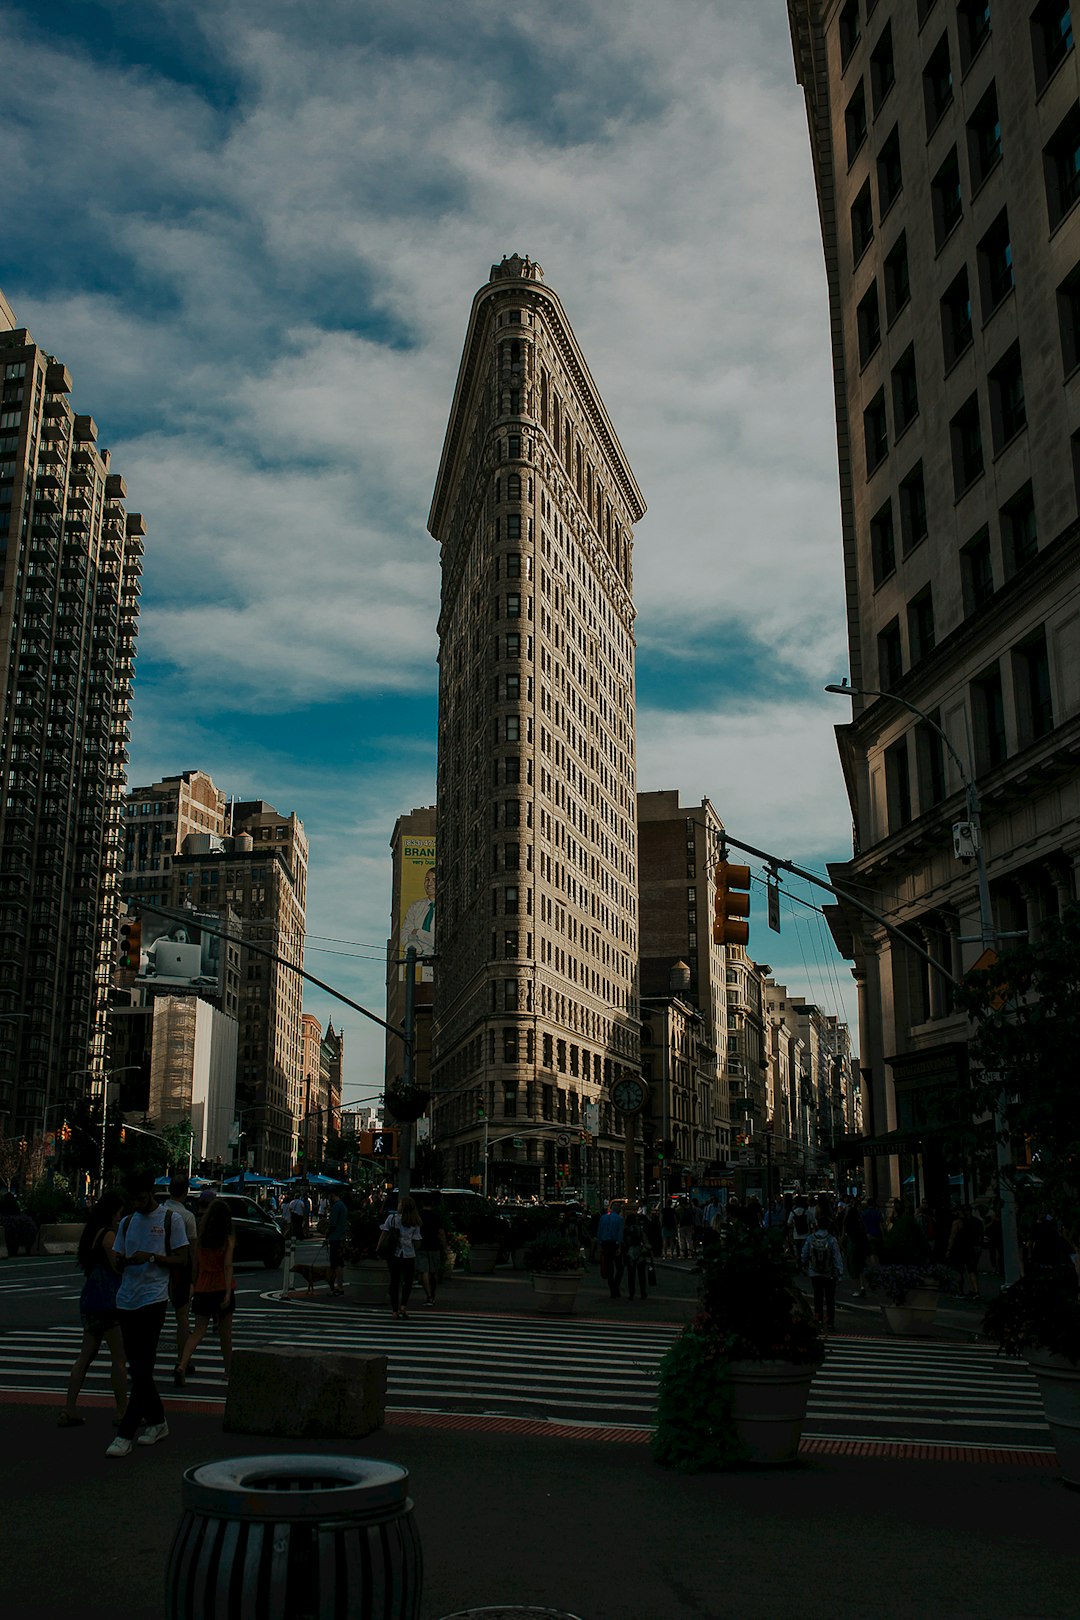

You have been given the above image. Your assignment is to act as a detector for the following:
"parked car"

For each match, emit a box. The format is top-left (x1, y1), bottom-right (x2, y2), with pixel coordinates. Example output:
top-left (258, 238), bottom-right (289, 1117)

top-left (158, 1191), bottom-right (286, 1269)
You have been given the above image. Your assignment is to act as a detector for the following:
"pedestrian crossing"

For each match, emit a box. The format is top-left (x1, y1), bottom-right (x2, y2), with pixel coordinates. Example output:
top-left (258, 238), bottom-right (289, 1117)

top-left (804, 1337), bottom-right (1049, 1450)
top-left (0, 1301), bottom-right (1051, 1449)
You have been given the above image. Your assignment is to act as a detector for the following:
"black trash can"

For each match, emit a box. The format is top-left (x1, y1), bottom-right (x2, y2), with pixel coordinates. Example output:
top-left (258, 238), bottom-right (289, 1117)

top-left (166, 1454), bottom-right (422, 1620)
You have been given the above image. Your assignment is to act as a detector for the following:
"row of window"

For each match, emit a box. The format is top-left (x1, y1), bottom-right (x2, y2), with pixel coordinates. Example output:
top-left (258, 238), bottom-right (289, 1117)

top-left (863, 323), bottom-right (1026, 501)
top-left (842, 3), bottom-right (1067, 97)
top-left (881, 624), bottom-right (1054, 834)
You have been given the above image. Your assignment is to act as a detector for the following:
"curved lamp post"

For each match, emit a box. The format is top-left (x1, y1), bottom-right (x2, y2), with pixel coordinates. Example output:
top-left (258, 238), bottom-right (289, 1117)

top-left (826, 679), bottom-right (1019, 1283)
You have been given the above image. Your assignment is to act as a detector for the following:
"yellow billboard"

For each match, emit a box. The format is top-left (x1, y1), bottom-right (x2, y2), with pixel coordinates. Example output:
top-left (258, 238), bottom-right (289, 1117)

top-left (399, 835), bottom-right (436, 981)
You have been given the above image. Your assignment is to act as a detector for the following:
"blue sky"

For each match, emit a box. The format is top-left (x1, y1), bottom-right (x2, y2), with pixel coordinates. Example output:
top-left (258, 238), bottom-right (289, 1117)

top-left (2, 0), bottom-right (859, 1099)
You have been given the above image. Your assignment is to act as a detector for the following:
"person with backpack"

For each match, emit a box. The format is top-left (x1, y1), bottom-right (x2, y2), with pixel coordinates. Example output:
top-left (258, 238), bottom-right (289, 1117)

top-left (105, 1168), bottom-right (189, 1456)
top-left (802, 1217), bottom-right (845, 1330)
top-left (622, 1207), bottom-right (650, 1301)
top-left (788, 1194), bottom-right (814, 1265)
top-left (162, 1174), bottom-right (197, 1372)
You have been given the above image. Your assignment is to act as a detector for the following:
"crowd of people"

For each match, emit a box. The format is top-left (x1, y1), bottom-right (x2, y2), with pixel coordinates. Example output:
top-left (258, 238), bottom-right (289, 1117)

top-left (56, 1168), bottom-right (238, 1456)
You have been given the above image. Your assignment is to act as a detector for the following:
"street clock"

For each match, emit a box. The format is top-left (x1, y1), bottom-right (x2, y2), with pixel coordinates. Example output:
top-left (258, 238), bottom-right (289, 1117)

top-left (611, 1076), bottom-right (647, 1114)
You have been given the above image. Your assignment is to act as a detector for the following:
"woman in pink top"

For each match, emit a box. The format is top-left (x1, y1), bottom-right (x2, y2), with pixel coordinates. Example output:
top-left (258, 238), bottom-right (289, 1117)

top-left (174, 1198), bottom-right (235, 1384)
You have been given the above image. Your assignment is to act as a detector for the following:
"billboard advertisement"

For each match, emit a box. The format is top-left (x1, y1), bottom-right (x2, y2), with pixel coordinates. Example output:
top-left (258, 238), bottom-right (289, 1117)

top-left (399, 835), bottom-right (436, 982)
top-left (137, 909), bottom-right (229, 997)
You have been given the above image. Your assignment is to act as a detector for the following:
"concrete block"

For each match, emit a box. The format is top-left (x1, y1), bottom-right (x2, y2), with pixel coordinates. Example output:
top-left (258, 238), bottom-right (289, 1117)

top-left (223, 1346), bottom-right (388, 1439)
top-left (36, 1222), bottom-right (84, 1255)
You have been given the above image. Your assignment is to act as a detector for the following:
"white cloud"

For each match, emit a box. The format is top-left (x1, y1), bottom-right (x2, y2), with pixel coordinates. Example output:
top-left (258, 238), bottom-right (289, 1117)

top-left (4, 0), bottom-right (863, 1078)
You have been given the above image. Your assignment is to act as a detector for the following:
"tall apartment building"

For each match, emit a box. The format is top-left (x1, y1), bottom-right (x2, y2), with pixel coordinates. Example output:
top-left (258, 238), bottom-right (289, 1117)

top-left (427, 255), bottom-right (646, 1200)
top-left (789, 1), bottom-right (1080, 1200)
top-left (0, 290), bottom-right (146, 1139)
top-left (385, 806), bottom-right (437, 1093)
top-left (123, 770), bottom-right (227, 915)
top-left (637, 790), bottom-right (733, 1163)
top-left (120, 781), bottom-right (308, 1177)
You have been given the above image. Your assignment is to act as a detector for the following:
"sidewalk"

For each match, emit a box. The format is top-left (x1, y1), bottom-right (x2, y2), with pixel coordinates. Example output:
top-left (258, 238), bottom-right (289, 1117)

top-left (4, 1400), bottom-right (1076, 1620)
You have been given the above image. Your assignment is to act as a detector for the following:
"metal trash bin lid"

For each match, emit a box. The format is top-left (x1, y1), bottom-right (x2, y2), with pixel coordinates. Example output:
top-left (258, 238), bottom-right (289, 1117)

top-left (437, 1609), bottom-right (584, 1619)
top-left (181, 1455), bottom-right (410, 1523)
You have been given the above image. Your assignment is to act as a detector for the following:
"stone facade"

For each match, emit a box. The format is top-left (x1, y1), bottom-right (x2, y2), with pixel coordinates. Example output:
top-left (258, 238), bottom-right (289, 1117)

top-left (427, 255), bottom-right (646, 1200)
top-left (790, 0), bottom-right (1080, 1197)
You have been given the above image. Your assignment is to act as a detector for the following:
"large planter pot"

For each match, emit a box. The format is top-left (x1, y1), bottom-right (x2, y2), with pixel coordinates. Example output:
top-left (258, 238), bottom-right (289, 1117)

top-left (344, 1258), bottom-right (389, 1306)
top-left (531, 1269), bottom-right (585, 1314)
top-left (467, 1243), bottom-right (500, 1275)
top-left (726, 1359), bottom-right (819, 1465)
top-left (1027, 1350), bottom-right (1080, 1487)
top-left (881, 1287), bottom-right (939, 1336)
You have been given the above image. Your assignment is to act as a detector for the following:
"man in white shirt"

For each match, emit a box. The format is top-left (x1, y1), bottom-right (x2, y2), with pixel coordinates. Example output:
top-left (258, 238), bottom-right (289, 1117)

top-left (163, 1174), bottom-right (198, 1368)
top-left (106, 1168), bottom-right (189, 1457)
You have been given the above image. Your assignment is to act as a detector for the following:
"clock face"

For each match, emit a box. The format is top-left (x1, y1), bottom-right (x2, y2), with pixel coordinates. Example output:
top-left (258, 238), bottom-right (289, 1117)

top-left (612, 1077), bottom-right (646, 1114)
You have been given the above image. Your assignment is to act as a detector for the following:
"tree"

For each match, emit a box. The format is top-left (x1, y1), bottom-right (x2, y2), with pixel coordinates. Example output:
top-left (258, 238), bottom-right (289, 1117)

top-left (955, 902), bottom-right (1080, 1229)
top-left (160, 1118), bottom-right (194, 1174)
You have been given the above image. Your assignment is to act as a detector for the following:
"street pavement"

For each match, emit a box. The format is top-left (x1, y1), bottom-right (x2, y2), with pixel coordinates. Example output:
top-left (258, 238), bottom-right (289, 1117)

top-left (2, 1246), bottom-right (1073, 1620)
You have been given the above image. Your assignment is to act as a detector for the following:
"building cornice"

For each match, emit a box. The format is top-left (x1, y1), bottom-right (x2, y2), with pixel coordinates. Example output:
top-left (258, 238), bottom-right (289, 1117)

top-left (428, 266), bottom-right (646, 539)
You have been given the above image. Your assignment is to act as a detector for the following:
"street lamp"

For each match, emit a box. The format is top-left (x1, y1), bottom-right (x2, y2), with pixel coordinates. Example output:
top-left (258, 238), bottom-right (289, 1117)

top-left (78, 1065), bottom-right (140, 1193)
top-left (826, 678), bottom-right (1020, 1283)
top-left (825, 681), bottom-right (992, 946)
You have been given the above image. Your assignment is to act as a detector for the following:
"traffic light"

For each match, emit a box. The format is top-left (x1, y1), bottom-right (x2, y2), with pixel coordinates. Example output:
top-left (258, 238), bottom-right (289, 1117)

top-left (476, 1095), bottom-right (487, 1121)
top-left (370, 1128), bottom-right (397, 1158)
top-left (713, 861), bottom-right (751, 947)
top-left (119, 1126), bottom-right (127, 1145)
top-left (60, 1122), bottom-right (71, 1142)
top-left (118, 916), bottom-right (142, 971)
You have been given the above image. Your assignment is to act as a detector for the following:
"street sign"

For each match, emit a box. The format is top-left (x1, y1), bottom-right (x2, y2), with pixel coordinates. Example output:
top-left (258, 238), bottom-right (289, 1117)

top-left (556, 1132), bottom-right (569, 1146)
top-left (767, 876), bottom-right (781, 933)
top-left (512, 1137), bottom-right (524, 1148)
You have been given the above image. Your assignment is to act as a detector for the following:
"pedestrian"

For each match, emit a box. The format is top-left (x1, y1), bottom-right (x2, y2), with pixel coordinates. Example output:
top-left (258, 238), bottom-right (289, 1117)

top-left (325, 1188), bottom-right (348, 1296)
top-left (162, 1173), bottom-right (197, 1372)
top-left (660, 1200), bottom-right (678, 1259)
top-left (174, 1198), bottom-right (236, 1384)
top-left (106, 1168), bottom-right (189, 1457)
top-left (861, 1195), bottom-right (886, 1262)
top-left (597, 1200), bottom-right (626, 1298)
top-left (803, 1217), bottom-right (845, 1331)
top-left (622, 1207), bottom-right (650, 1300)
top-left (676, 1198), bottom-right (695, 1258)
top-left (416, 1195), bottom-right (450, 1305)
top-left (57, 1191), bottom-right (128, 1428)
top-left (787, 1192), bottom-right (814, 1265)
top-left (842, 1198), bottom-right (869, 1296)
top-left (379, 1193), bottom-right (421, 1319)
top-left (644, 1205), bottom-right (663, 1260)
top-left (946, 1203), bottom-right (984, 1298)
top-left (288, 1190), bottom-right (308, 1241)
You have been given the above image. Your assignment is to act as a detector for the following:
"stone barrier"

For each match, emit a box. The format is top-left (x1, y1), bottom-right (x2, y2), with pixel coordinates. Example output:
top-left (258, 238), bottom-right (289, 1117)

top-left (223, 1346), bottom-right (387, 1439)
top-left (36, 1222), bottom-right (85, 1255)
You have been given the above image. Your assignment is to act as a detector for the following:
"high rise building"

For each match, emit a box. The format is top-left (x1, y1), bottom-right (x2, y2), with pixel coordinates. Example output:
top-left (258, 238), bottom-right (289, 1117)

top-left (637, 790), bottom-right (732, 1169)
top-left (122, 770), bottom-right (227, 915)
top-left (120, 778), bottom-right (308, 1177)
top-left (789, 1), bottom-right (1080, 1201)
top-left (385, 806), bottom-right (436, 1095)
top-left (0, 290), bottom-right (147, 1139)
top-left (427, 254), bottom-right (646, 1200)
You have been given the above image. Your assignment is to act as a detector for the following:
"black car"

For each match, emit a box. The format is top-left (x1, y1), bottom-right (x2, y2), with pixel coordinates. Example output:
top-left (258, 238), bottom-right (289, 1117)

top-left (160, 1192), bottom-right (286, 1269)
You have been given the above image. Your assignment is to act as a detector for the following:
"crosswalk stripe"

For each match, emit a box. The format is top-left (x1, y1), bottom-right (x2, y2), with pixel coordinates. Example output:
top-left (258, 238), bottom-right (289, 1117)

top-left (0, 1312), bottom-right (1051, 1445)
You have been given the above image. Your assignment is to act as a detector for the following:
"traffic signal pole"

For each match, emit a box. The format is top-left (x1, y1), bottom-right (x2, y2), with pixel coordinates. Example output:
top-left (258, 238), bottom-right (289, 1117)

top-left (397, 946), bottom-right (417, 1198)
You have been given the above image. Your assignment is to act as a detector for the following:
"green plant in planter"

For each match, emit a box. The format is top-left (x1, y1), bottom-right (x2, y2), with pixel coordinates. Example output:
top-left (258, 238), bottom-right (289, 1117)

top-left (463, 1197), bottom-right (506, 1246)
top-left (867, 1262), bottom-right (956, 1306)
top-left (524, 1227), bottom-right (582, 1273)
top-left (508, 1206), bottom-right (549, 1251)
top-left (652, 1224), bottom-right (823, 1473)
top-left (984, 1273), bottom-right (1080, 1363)
top-left (653, 1328), bottom-right (748, 1472)
top-left (343, 1209), bottom-right (383, 1262)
